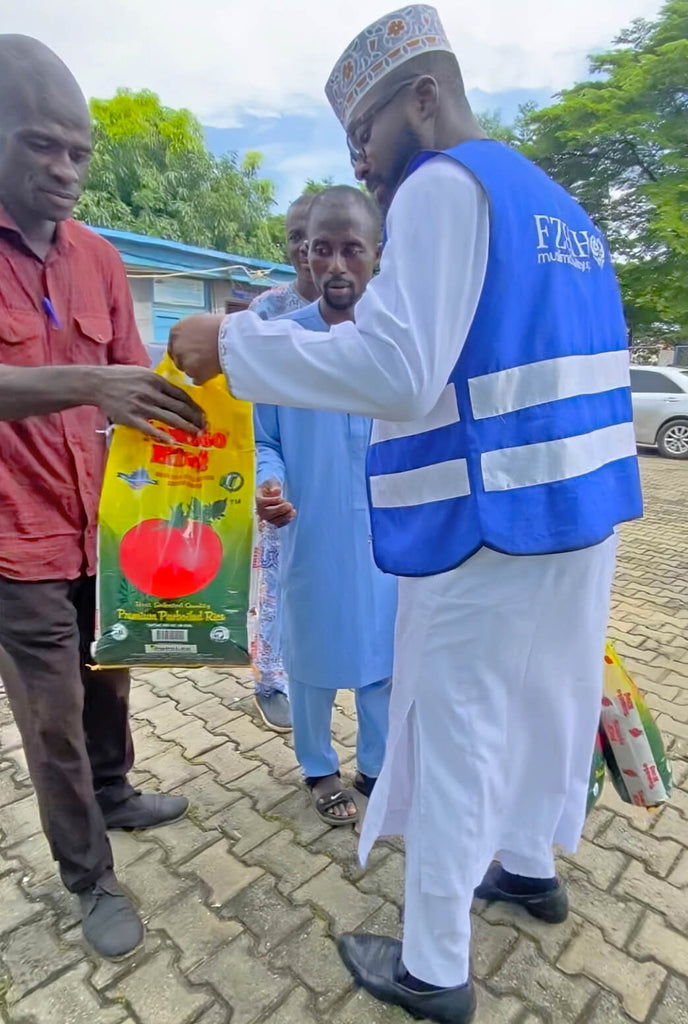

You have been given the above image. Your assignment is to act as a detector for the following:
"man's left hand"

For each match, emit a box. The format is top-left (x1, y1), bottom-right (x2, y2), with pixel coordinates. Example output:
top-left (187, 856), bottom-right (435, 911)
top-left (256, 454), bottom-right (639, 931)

top-left (168, 314), bottom-right (225, 384)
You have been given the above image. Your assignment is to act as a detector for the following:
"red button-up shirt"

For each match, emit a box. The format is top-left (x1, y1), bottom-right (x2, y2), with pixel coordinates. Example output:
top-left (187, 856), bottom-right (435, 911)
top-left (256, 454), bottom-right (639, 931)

top-left (0, 206), bottom-right (148, 581)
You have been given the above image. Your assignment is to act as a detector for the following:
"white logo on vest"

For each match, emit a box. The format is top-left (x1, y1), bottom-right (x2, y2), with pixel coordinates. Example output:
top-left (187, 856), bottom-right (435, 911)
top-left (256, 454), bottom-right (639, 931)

top-left (533, 214), bottom-right (606, 272)
top-left (589, 234), bottom-right (606, 269)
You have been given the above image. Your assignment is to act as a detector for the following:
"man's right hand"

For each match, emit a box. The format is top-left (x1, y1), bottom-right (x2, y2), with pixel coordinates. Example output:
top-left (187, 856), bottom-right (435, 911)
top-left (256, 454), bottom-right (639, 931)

top-left (256, 479), bottom-right (296, 528)
top-left (93, 366), bottom-right (205, 443)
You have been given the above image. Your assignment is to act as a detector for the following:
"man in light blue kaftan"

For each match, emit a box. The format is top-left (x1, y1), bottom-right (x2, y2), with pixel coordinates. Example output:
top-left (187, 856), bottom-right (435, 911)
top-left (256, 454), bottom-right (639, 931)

top-left (254, 186), bottom-right (397, 824)
top-left (247, 194), bottom-right (320, 732)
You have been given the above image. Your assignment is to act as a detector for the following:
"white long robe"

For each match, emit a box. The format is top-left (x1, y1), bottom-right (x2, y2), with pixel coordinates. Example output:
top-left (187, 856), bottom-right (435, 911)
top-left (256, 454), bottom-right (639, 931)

top-left (218, 157), bottom-right (615, 909)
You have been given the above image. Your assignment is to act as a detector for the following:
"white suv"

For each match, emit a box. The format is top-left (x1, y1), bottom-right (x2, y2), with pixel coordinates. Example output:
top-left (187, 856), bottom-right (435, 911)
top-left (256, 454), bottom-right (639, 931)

top-left (630, 365), bottom-right (688, 459)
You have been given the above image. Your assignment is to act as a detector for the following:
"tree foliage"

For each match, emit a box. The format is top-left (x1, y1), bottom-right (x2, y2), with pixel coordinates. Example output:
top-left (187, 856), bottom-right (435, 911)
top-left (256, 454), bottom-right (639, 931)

top-left (519, 0), bottom-right (688, 338)
top-left (76, 89), bottom-right (284, 261)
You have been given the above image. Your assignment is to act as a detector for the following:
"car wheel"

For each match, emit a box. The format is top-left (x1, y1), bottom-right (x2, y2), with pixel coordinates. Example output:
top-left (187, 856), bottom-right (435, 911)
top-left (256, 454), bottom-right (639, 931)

top-left (657, 419), bottom-right (688, 459)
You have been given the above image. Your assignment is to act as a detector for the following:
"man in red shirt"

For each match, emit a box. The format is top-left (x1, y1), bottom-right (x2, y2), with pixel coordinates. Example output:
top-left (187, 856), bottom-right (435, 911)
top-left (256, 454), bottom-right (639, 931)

top-left (0, 35), bottom-right (204, 959)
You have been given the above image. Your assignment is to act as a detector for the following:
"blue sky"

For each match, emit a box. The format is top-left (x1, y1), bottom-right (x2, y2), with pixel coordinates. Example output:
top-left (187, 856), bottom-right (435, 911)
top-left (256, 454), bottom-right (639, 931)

top-left (204, 87), bottom-right (554, 210)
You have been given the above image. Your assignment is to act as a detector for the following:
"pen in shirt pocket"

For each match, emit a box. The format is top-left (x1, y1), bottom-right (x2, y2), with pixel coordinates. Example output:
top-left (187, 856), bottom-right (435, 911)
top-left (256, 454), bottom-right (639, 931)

top-left (42, 297), bottom-right (61, 329)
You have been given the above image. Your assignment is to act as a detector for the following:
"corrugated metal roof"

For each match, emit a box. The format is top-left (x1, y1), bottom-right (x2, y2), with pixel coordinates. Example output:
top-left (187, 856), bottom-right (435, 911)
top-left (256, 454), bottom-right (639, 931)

top-left (89, 226), bottom-right (296, 287)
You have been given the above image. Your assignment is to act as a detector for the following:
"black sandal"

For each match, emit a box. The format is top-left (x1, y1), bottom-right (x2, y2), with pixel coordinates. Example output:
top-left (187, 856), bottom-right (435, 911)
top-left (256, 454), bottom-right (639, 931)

top-left (352, 771), bottom-right (377, 799)
top-left (306, 773), bottom-right (359, 827)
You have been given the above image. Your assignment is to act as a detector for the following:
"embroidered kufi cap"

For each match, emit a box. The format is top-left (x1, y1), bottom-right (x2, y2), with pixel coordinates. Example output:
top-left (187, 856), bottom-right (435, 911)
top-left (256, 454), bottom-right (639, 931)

top-left (325, 5), bottom-right (454, 128)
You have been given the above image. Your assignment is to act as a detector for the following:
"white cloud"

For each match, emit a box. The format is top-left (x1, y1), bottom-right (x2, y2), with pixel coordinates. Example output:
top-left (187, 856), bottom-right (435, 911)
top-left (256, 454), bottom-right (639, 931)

top-left (0, 0), bottom-right (663, 124)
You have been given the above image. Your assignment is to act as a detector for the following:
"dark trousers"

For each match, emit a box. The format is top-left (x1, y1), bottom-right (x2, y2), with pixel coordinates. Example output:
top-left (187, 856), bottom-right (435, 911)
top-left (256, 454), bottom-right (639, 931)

top-left (0, 575), bottom-right (135, 892)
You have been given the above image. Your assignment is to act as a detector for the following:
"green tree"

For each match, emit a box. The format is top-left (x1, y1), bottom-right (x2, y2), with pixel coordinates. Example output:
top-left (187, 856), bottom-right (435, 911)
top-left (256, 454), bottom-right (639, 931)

top-left (76, 89), bottom-right (284, 261)
top-left (520, 0), bottom-right (688, 338)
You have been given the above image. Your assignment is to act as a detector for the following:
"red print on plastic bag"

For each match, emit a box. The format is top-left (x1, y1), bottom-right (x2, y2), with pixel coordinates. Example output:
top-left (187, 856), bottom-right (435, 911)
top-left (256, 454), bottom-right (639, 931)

top-left (616, 690), bottom-right (634, 717)
top-left (606, 719), bottom-right (625, 745)
top-left (643, 763), bottom-right (659, 789)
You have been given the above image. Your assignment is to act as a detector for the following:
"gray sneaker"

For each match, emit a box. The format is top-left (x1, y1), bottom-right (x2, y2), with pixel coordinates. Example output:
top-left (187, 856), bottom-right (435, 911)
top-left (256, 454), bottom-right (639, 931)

top-left (78, 870), bottom-right (144, 960)
top-left (255, 691), bottom-right (292, 732)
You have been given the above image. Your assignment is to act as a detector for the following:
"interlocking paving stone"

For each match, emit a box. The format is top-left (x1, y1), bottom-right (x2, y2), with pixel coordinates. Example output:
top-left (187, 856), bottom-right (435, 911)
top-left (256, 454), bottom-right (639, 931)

top-left (266, 789), bottom-right (333, 846)
top-left (558, 922), bottom-right (666, 1021)
top-left (190, 932), bottom-right (291, 1024)
top-left (148, 889), bottom-right (244, 970)
top-left (164, 721), bottom-right (226, 760)
top-left (246, 829), bottom-right (329, 895)
top-left (205, 796), bottom-right (281, 856)
top-left (355, 850), bottom-right (405, 905)
top-left (558, 863), bottom-right (643, 947)
top-left (165, 768), bottom-right (240, 820)
top-left (595, 815), bottom-right (682, 877)
top-left (13, 831), bottom-right (60, 889)
top-left (615, 857), bottom-right (688, 931)
top-left (269, 919), bottom-right (354, 1010)
top-left (221, 874), bottom-right (311, 954)
top-left (629, 909), bottom-right (688, 974)
top-left (10, 962), bottom-right (129, 1024)
top-left (118, 847), bottom-right (194, 917)
top-left (230, 763), bottom-right (299, 813)
top-left (0, 766), bottom-right (31, 809)
top-left (134, 748), bottom-right (207, 792)
top-left (181, 839), bottom-right (263, 907)
top-left (560, 836), bottom-right (627, 889)
top-left (481, 901), bottom-right (580, 964)
top-left (147, 815), bottom-right (221, 866)
top-left (263, 986), bottom-right (320, 1024)
top-left (668, 848), bottom-right (688, 886)
top-left (0, 872), bottom-right (43, 937)
top-left (470, 915), bottom-right (520, 980)
top-left (292, 862), bottom-right (384, 932)
top-left (0, 917), bottom-right (81, 1001)
top-left (109, 948), bottom-right (212, 1023)
top-left (654, 976), bottom-right (688, 1024)
top-left (1, 457), bottom-right (688, 1024)
top-left (0, 795), bottom-right (43, 847)
top-left (490, 936), bottom-right (596, 1020)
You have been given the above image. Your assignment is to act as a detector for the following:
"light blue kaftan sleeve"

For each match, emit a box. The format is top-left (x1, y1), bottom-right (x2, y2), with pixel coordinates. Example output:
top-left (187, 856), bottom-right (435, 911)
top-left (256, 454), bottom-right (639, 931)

top-left (254, 404), bottom-right (285, 488)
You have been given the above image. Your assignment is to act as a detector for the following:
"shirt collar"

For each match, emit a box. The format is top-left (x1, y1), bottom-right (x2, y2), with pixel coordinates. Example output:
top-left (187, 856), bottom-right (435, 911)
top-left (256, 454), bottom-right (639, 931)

top-left (0, 201), bottom-right (75, 255)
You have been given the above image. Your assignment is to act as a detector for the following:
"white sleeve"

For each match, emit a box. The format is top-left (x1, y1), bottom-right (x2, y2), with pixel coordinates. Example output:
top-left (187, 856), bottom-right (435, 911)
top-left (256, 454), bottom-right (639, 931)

top-left (221, 157), bottom-right (489, 420)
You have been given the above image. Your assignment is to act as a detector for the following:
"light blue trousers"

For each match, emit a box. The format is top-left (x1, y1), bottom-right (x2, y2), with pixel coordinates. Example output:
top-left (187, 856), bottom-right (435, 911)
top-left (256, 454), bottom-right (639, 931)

top-left (289, 676), bottom-right (391, 780)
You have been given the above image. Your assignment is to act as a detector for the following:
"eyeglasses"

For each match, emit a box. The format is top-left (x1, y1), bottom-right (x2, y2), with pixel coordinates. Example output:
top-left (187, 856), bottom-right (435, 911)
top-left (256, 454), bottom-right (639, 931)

top-left (346, 77), bottom-right (418, 167)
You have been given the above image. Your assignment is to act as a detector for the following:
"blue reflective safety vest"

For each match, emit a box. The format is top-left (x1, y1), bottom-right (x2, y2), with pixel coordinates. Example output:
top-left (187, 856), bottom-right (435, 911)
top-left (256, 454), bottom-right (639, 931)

top-left (367, 141), bottom-right (643, 577)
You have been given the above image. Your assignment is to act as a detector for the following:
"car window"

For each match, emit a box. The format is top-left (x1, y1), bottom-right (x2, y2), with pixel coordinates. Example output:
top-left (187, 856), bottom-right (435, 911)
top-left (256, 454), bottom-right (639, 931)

top-left (629, 369), bottom-right (684, 394)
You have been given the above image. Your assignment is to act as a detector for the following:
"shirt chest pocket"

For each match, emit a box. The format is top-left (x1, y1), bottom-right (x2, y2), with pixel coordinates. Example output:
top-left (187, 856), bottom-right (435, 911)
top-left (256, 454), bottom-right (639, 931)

top-left (0, 310), bottom-right (45, 366)
top-left (72, 313), bottom-right (114, 364)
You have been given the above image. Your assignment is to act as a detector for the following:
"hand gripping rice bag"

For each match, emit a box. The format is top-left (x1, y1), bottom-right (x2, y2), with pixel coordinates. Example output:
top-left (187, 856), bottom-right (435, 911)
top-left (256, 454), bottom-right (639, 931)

top-left (599, 643), bottom-right (673, 809)
top-left (93, 356), bottom-right (255, 667)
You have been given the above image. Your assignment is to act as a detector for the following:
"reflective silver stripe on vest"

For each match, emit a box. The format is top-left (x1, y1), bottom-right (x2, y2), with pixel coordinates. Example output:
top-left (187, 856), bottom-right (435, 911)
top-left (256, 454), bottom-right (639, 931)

top-left (370, 459), bottom-right (471, 508)
top-left (468, 350), bottom-right (631, 421)
top-left (481, 421), bottom-right (637, 492)
top-left (371, 384), bottom-right (460, 444)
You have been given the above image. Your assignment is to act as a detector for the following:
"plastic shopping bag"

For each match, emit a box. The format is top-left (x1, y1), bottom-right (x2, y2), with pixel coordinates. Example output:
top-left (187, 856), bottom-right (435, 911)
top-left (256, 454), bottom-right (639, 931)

top-left (599, 643), bottom-right (672, 808)
top-left (586, 731), bottom-right (606, 815)
top-left (93, 356), bottom-right (255, 667)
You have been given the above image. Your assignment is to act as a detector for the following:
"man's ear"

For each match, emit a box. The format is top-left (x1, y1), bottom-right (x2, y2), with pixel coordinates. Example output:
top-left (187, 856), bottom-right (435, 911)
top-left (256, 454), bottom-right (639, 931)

top-left (412, 75), bottom-right (439, 121)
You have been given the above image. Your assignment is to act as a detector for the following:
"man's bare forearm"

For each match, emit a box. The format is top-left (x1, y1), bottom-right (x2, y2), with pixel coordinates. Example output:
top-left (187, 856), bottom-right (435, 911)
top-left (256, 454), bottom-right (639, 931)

top-left (0, 365), bottom-right (102, 421)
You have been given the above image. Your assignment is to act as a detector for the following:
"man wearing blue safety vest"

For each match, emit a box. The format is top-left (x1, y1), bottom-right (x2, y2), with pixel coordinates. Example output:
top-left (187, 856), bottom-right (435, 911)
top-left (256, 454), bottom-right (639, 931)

top-left (169, 6), bottom-right (643, 1022)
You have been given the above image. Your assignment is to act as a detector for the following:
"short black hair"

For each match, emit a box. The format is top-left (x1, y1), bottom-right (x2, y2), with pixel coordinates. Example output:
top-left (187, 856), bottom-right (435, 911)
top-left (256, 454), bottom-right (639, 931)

top-left (307, 185), bottom-right (382, 241)
top-left (287, 192), bottom-right (316, 217)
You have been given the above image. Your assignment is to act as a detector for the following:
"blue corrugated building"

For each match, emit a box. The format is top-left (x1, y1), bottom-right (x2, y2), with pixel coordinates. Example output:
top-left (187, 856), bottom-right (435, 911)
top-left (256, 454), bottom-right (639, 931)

top-left (91, 227), bottom-right (296, 365)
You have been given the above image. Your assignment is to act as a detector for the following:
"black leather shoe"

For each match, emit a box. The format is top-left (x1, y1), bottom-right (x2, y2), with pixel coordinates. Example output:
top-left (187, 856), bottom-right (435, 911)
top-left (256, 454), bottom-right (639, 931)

top-left (474, 863), bottom-right (569, 923)
top-left (103, 792), bottom-right (188, 831)
top-left (79, 871), bottom-right (144, 960)
top-left (338, 933), bottom-right (476, 1024)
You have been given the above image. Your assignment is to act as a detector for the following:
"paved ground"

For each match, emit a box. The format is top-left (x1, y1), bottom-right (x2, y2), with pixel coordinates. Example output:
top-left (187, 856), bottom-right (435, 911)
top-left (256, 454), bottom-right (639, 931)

top-left (1, 452), bottom-right (687, 1024)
